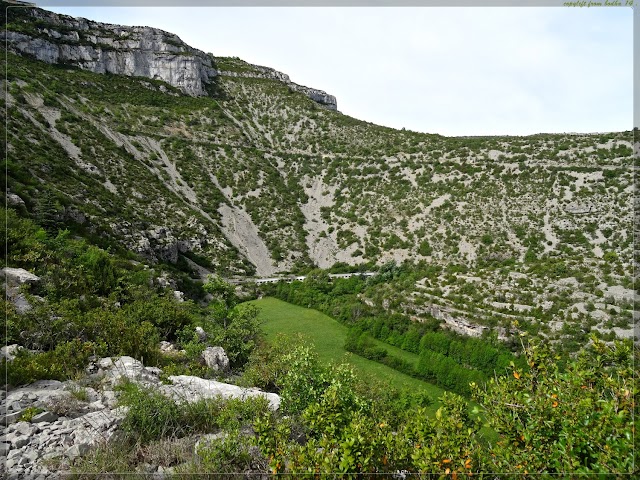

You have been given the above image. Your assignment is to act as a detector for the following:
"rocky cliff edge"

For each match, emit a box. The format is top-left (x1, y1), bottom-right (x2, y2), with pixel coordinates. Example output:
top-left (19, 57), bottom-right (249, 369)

top-left (3, 4), bottom-right (337, 109)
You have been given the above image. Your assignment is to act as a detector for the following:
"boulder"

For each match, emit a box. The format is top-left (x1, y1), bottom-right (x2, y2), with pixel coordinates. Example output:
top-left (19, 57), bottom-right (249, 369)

top-left (11, 294), bottom-right (36, 314)
top-left (65, 442), bottom-right (90, 459)
top-left (201, 346), bottom-right (229, 372)
top-left (163, 375), bottom-right (280, 410)
top-left (159, 341), bottom-right (178, 354)
top-left (1, 345), bottom-right (23, 362)
top-left (101, 356), bottom-right (161, 387)
top-left (6, 193), bottom-right (25, 207)
top-left (31, 411), bottom-right (58, 423)
top-left (1, 268), bottom-right (40, 287)
top-left (173, 290), bottom-right (185, 302)
top-left (195, 326), bottom-right (207, 342)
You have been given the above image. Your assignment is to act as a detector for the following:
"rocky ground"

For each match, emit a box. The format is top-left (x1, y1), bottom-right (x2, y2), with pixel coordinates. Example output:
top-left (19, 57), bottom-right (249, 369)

top-left (1, 350), bottom-right (279, 479)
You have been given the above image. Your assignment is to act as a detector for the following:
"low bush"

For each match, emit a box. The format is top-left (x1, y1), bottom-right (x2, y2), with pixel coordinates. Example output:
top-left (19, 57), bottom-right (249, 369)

top-left (5, 339), bottom-right (100, 386)
top-left (116, 381), bottom-right (269, 444)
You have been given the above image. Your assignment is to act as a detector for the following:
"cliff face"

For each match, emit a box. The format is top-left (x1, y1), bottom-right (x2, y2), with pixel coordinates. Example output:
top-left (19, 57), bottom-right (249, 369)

top-left (3, 7), bottom-right (217, 96)
top-left (3, 5), bottom-right (337, 108)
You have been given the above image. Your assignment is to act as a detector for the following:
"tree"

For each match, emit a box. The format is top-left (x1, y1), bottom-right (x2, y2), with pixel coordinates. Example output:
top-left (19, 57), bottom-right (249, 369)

top-left (209, 303), bottom-right (262, 367)
top-left (33, 189), bottom-right (60, 234)
top-left (203, 275), bottom-right (237, 328)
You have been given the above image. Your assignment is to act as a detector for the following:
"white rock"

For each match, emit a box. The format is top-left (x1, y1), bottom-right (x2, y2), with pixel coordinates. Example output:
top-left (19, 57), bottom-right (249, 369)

top-left (6, 193), bottom-right (25, 207)
top-left (164, 375), bottom-right (280, 410)
top-left (201, 346), bottom-right (229, 372)
top-left (1, 268), bottom-right (40, 286)
top-left (97, 357), bottom-right (114, 370)
top-left (0, 343), bottom-right (22, 361)
top-left (32, 411), bottom-right (58, 423)
top-left (65, 442), bottom-right (90, 459)
top-left (101, 390), bottom-right (118, 408)
top-left (195, 326), bottom-right (207, 342)
top-left (159, 341), bottom-right (176, 353)
top-left (12, 436), bottom-right (29, 449)
top-left (102, 356), bottom-right (160, 386)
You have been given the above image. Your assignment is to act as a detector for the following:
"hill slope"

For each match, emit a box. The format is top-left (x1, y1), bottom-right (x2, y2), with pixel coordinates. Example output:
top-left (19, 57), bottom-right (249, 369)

top-left (2, 3), bottom-right (635, 342)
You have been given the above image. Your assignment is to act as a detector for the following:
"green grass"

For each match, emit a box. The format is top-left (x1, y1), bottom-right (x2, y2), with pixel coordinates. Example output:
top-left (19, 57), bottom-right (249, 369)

top-left (246, 297), bottom-right (499, 442)
top-left (247, 297), bottom-right (446, 402)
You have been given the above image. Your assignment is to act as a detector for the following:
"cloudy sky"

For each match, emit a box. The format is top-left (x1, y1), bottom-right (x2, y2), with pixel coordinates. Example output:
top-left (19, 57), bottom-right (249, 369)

top-left (43, 5), bottom-right (633, 137)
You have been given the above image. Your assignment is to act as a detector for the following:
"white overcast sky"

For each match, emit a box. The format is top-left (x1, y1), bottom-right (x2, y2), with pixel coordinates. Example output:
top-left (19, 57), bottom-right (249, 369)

top-left (43, 5), bottom-right (633, 137)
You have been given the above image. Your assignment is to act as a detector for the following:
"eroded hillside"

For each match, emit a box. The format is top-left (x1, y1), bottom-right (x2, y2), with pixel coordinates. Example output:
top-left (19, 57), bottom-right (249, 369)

top-left (2, 5), bottom-right (636, 343)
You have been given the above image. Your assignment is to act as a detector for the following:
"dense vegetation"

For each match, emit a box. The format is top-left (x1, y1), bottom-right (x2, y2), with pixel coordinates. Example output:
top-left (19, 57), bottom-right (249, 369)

top-left (3, 207), bottom-right (636, 476)
top-left (2, 207), bottom-right (261, 385)
top-left (261, 269), bottom-right (526, 396)
top-left (72, 335), bottom-right (637, 477)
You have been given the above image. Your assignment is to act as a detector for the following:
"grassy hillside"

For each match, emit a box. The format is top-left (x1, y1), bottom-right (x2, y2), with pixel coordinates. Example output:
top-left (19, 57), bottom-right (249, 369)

top-left (249, 297), bottom-right (445, 399)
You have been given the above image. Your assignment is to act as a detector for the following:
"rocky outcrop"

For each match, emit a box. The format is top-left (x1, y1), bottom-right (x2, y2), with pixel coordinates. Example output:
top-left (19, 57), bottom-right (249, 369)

top-left (2, 268), bottom-right (43, 315)
top-left (1, 345), bottom-right (23, 362)
top-left (221, 63), bottom-right (338, 110)
top-left (201, 346), bottom-right (229, 372)
top-left (2, 354), bottom-right (280, 478)
top-left (1, 379), bottom-right (128, 478)
top-left (3, 7), bottom-right (216, 96)
top-left (291, 83), bottom-right (338, 110)
top-left (162, 376), bottom-right (280, 410)
top-left (2, 268), bottom-right (40, 287)
top-left (4, 6), bottom-right (338, 109)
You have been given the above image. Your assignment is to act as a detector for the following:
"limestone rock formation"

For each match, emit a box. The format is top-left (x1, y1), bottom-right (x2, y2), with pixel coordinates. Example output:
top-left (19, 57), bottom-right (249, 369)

top-left (201, 346), bottom-right (230, 372)
top-left (162, 375), bottom-right (281, 410)
top-left (1, 355), bottom-right (280, 478)
top-left (220, 62), bottom-right (338, 110)
top-left (3, 8), bottom-right (216, 96)
top-left (1, 345), bottom-right (23, 363)
top-left (2, 268), bottom-right (41, 287)
top-left (3, 6), bottom-right (338, 109)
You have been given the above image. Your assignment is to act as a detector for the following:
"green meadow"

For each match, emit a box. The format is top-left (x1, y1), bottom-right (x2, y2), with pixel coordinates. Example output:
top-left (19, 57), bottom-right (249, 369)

top-left (248, 296), bottom-right (447, 401)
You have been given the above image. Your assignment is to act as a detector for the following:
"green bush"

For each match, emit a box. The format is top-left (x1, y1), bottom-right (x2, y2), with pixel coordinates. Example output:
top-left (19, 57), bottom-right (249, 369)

top-left (6, 339), bottom-right (100, 386)
top-left (472, 338), bottom-right (636, 475)
top-left (183, 431), bottom-right (258, 475)
top-left (117, 381), bottom-right (184, 443)
top-left (117, 381), bottom-right (269, 444)
top-left (241, 334), bottom-right (306, 392)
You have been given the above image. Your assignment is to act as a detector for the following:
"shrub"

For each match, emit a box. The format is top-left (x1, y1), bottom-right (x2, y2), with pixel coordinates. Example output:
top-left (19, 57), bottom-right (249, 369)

top-left (118, 381), bottom-right (184, 443)
top-left (183, 432), bottom-right (261, 475)
top-left (472, 338), bottom-right (636, 475)
top-left (18, 406), bottom-right (44, 422)
top-left (6, 339), bottom-right (99, 386)
top-left (241, 334), bottom-right (306, 392)
top-left (117, 381), bottom-right (269, 444)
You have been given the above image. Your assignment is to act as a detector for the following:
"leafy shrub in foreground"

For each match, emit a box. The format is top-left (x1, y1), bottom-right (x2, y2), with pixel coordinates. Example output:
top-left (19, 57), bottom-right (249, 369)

top-left (5, 339), bottom-right (101, 386)
top-left (472, 337), bottom-right (636, 475)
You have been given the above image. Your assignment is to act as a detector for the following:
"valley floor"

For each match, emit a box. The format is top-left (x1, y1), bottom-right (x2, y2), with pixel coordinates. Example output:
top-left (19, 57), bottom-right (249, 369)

top-left (248, 297), bottom-right (447, 410)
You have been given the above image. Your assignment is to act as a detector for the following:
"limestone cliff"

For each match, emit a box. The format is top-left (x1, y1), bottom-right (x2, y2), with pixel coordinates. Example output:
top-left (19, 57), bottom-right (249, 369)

top-left (3, 7), bottom-right (217, 96)
top-left (3, 5), bottom-right (337, 109)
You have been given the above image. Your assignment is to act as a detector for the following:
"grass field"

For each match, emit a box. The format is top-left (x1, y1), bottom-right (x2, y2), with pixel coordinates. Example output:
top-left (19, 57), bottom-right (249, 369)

top-left (247, 296), bottom-right (447, 403)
